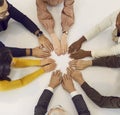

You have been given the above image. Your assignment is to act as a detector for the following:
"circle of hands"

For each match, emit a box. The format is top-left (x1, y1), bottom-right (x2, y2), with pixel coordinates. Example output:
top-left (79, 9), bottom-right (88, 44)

top-left (32, 34), bottom-right (90, 89)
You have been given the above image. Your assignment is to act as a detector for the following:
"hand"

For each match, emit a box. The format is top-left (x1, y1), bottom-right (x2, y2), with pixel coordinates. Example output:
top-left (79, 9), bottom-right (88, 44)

top-left (69, 59), bottom-right (92, 70)
top-left (68, 36), bottom-right (86, 54)
top-left (50, 33), bottom-right (61, 56)
top-left (48, 70), bottom-right (62, 89)
top-left (61, 33), bottom-right (68, 54)
top-left (67, 67), bottom-right (85, 85)
top-left (38, 34), bottom-right (53, 52)
top-left (70, 49), bottom-right (91, 59)
top-left (42, 63), bottom-right (56, 72)
top-left (32, 47), bottom-right (51, 58)
top-left (40, 58), bottom-right (55, 67)
top-left (62, 74), bottom-right (76, 93)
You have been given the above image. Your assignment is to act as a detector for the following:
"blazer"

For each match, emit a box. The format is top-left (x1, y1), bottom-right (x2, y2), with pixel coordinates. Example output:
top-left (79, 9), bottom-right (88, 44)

top-left (34, 89), bottom-right (90, 115)
top-left (92, 56), bottom-right (120, 68)
top-left (81, 82), bottom-right (120, 108)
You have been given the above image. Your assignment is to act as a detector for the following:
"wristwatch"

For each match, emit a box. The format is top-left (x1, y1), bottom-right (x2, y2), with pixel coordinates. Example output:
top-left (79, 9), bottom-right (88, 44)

top-left (37, 31), bottom-right (43, 37)
top-left (63, 31), bottom-right (68, 35)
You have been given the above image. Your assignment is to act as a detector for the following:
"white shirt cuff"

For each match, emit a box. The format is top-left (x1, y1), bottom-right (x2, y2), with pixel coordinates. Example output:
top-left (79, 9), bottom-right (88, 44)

top-left (70, 90), bottom-right (79, 98)
top-left (46, 87), bottom-right (54, 93)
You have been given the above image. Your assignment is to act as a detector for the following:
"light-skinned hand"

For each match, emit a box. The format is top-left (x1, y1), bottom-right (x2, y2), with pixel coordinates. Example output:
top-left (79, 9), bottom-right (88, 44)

top-left (67, 67), bottom-right (85, 85)
top-left (48, 70), bottom-right (62, 89)
top-left (61, 33), bottom-right (68, 54)
top-left (38, 34), bottom-right (53, 52)
top-left (50, 33), bottom-right (61, 56)
top-left (40, 58), bottom-right (55, 67)
top-left (69, 59), bottom-right (92, 70)
top-left (42, 63), bottom-right (56, 72)
top-left (62, 74), bottom-right (76, 93)
top-left (32, 47), bottom-right (51, 58)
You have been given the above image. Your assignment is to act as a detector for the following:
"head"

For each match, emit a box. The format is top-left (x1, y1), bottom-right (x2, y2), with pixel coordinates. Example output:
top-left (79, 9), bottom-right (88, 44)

top-left (0, 0), bottom-right (9, 20)
top-left (116, 12), bottom-right (120, 33)
top-left (48, 105), bottom-right (69, 115)
top-left (0, 47), bottom-right (12, 81)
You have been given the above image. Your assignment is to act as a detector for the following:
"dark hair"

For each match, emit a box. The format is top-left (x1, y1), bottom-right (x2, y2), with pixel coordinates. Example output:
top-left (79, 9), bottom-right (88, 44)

top-left (0, 0), bottom-right (4, 7)
top-left (0, 47), bottom-right (12, 81)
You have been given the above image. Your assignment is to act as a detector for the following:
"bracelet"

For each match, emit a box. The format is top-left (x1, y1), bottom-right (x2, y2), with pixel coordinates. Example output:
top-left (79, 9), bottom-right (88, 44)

top-left (37, 31), bottom-right (43, 37)
top-left (30, 49), bottom-right (32, 56)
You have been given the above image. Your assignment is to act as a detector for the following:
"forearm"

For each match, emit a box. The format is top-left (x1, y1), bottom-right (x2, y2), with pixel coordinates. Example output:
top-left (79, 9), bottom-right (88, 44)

top-left (91, 44), bottom-right (120, 58)
top-left (0, 69), bottom-right (45, 91)
top-left (8, 2), bottom-right (42, 35)
top-left (81, 82), bottom-right (120, 108)
top-left (92, 56), bottom-right (120, 68)
top-left (84, 9), bottom-right (119, 41)
top-left (36, 0), bottom-right (54, 34)
top-left (6, 47), bottom-right (26, 57)
top-left (12, 58), bottom-right (41, 67)
top-left (61, 0), bottom-right (74, 32)
top-left (71, 92), bottom-right (90, 115)
top-left (35, 89), bottom-right (53, 115)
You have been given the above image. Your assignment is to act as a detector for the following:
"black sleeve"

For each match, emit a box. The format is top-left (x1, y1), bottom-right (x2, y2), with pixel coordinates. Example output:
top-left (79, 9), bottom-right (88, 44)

top-left (6, 46), bottom-right (26, 57)
top-left (34, 89), bottom-right (53, 115)
top-left (8, 2), bottom-right (42, 35)
top-left (0, 41), bottom-right (26, 57)
top-left (72, 95), bottom-right (90, 115)
top-left (92, 56), bottom-right (120, 68)
top-left (81, 82), bottom-right (120, 108)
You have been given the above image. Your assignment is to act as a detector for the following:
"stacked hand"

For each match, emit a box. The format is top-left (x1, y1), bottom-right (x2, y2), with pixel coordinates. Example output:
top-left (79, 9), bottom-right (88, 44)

top-left (38, 34), bottom-right (53, 52)
top-left (69, 59), bottom-right (92, 70)
top-left (40, 58), bottom-right (56, 72)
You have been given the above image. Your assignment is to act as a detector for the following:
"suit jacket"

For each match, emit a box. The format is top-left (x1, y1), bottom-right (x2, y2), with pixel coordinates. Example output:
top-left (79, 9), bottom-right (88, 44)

top-left (34, 89), bottom-right (90, 115)
top-left (81, 82), bottom-right (120, 108)
top-left (92, 56), bottom-right (120, 68)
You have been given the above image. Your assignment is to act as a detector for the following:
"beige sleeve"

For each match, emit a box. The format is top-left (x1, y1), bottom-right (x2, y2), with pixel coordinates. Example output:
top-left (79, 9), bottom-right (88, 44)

top-left (36, 0), bottom-right (55, 34)
top-left (61, 0), bottom-right (74, 32)
top-left (84, 9), bottom-right (120, 40)
top-left (91, 44), bottom-right (120, 58)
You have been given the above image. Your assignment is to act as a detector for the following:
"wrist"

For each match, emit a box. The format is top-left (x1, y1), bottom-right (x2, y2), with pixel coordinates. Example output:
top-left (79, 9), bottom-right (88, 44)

top-left (63, 31), bottom-right (68, 35)
top-left (35, 30), bottom-right (43, 37)
top-left (78, 36), bottom-right (87, 44)
top-left (48, 84), bottom-right (56, 89)
top-left (85, 51), bottom-right (92, 57)
top-left (26, 49), bottom-right (32, 56)
top-left (78, 79), bottom-right (85, 85)
top-left (86, 60), bottom-right (92, 66)
top-left (69, 88), bottom-right (76, 93)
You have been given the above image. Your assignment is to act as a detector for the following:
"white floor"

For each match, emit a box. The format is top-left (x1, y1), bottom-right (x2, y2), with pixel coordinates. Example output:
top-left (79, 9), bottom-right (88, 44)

top-left (0, 0), bottom-right (120, 115)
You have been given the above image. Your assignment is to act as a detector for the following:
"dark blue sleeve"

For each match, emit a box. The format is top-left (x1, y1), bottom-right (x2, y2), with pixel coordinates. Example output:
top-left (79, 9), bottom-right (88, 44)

top-left (7, 2), bottom-right (42, 35)
top-left (0, 41), bottom-right (26, 57)
top-left (6, 47), bottom-right (26, 57)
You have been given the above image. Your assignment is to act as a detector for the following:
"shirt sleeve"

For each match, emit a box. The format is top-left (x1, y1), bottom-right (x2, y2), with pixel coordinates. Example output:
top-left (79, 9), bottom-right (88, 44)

top-left (72, 94), bottom-right (90, 115)
top-left (81, 82), bottom-right (120, 108)
top-left (8, 2), bottom-right (41, 36)
top-left (36, 0), bottom-right (55, 34)
top-left (12, 58), bottom-right (41, 68)
top-left (61, 0), bottom-right (74, 32)
top-left (6, 47), bottom-right (26, 57)
top-left (35, 89), bottom-right (53, 115)
top-left (84, 9), bottom-right (120, 40)
top-left (92, 56), bottom-right (120, 68)
top-left (0, 68), bottom-right (45, 91)
top-left (91, 44), bottom-right (120, 58)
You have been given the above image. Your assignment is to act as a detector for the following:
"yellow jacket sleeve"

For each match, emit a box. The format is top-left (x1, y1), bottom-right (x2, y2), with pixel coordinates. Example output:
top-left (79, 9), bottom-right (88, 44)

top-left (12, 58), bottom-right (41, 68)
top-left (0, 68), bottom-right (45, 91)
